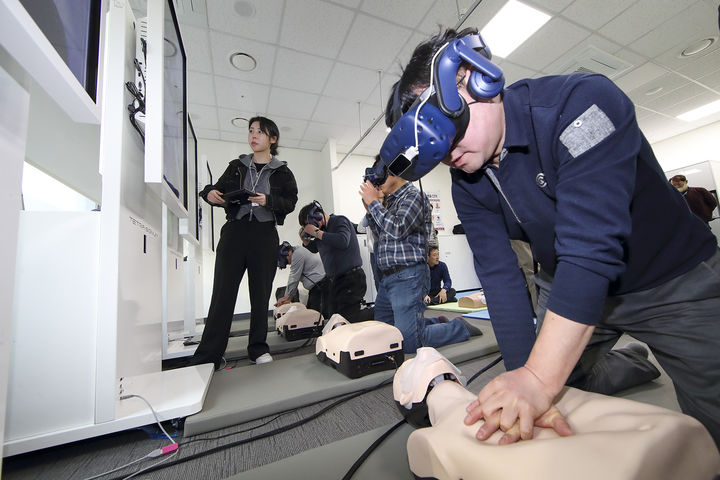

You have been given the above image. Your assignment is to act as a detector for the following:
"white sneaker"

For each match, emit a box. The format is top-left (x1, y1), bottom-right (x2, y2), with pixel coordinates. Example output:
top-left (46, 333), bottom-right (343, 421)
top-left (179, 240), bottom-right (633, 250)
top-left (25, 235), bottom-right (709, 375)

top-left (253, 353), bottom-right (273, 364)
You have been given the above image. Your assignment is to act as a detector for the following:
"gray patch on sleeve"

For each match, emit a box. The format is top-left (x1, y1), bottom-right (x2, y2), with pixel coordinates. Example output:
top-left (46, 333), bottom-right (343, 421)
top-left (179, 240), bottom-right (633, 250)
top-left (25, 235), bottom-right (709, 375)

top-left (559, 104), bottom-right (615, 158)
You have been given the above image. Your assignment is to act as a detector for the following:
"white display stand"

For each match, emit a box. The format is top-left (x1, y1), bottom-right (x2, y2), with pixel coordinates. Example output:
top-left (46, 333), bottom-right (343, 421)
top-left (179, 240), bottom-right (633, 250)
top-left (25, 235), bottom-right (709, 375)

top-left (2, 1), bottom-right (212, 456)
top-left (0, 62), bottom-right (30, 463)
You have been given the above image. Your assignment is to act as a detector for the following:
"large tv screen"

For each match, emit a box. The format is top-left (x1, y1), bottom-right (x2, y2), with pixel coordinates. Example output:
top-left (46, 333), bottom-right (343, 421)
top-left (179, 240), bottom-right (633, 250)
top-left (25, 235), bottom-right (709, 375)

top-left (162, 0), bottom-right (187, 209)
top-left (19, 0), bottom-right (101, 101)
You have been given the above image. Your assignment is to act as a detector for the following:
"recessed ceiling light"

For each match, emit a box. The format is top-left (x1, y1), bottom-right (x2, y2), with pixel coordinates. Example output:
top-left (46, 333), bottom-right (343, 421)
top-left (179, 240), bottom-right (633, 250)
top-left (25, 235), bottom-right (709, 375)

top-left (230, 52), bottom-right (257, 72)
top-left (481, 0), bottom-right (551, 58)
top-left (233, 1), bottom-right (256, 18)
top-left (644, 86), bottom-right (663, 96)
top-left (280, 126), bottom-right (291, 132)
top-left (676, 99), bottom-right (720, 122)
top-left (231, 117), bottom-right (248, 128)
top-left (681, 38), bottom-right (715, 57)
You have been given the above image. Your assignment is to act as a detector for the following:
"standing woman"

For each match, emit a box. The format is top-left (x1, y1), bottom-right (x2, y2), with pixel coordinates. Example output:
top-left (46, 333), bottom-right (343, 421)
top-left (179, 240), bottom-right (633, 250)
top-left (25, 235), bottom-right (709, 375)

top-left (191, 116), bottom-right (298, 368)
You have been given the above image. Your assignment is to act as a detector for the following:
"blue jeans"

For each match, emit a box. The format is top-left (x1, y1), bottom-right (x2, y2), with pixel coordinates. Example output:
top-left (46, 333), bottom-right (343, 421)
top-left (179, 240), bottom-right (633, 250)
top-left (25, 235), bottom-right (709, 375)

top-left (375, 263), bottom-right (469, 353)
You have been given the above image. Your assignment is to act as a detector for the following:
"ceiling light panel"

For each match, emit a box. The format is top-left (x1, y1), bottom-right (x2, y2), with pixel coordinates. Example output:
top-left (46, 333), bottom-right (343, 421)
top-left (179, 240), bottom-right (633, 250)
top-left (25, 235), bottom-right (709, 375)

top-left (480, 0), bottom-right (551, 58)
top-left (676, 99), bottom-right (720, 122)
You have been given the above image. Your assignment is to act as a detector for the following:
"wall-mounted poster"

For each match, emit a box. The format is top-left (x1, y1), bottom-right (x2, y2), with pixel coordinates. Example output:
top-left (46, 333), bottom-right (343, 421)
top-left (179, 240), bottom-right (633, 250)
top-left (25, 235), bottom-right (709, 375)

top-left (426, 191), bottom-right (445, 231)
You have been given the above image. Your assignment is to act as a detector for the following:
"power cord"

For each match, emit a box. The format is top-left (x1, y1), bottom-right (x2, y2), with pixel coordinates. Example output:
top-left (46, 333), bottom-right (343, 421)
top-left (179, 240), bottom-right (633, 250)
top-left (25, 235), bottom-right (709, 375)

top-left (340, 354), bottom-right (504, 479)
top-left (467, 354), bottom-right (503, 385)
top-left (340, 419), bottom-right (406, 480)
top-left (83, 394), bottom-right (178, 480)
top-left (104, 377), bottom-right (395, 480)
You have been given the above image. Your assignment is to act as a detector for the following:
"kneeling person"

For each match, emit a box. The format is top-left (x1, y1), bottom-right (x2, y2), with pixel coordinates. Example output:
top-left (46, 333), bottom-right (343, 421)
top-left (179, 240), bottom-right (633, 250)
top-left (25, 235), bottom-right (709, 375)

top-left (276, 238), bottom-right (329, 318)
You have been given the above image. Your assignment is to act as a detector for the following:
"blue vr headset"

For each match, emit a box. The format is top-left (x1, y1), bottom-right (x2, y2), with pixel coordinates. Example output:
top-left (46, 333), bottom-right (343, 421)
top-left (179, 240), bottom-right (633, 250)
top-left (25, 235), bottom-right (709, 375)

top-left (377, 34), bottom-right (505, 182)
top-left (278, 241), bottom-right (293, 269)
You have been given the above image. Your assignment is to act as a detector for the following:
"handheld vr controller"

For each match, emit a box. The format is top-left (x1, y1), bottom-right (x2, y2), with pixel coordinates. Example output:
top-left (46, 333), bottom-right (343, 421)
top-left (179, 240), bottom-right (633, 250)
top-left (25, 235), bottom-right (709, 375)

top-left (379, 33), bottom-right (505, 182)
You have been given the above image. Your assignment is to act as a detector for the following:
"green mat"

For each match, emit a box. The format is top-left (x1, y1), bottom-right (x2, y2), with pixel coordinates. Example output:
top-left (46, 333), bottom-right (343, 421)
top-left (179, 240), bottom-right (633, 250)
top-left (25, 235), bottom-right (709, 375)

top-left (426, 289), bottom-right (487, 313)
top-left (426, 301), bottom-right (487, 313)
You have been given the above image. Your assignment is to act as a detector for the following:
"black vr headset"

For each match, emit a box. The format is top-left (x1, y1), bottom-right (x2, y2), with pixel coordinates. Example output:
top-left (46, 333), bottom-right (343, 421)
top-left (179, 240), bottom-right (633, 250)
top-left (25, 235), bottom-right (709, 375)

top-left (305, 200), bottom-right (324, 228)
top-left (278, 241), bottom-right (292, 269)
top-left (301, 201), bottom-right (324, 252)
top-left (376, 33), bottom-right (505, 182)
top-left (363, 164), bottom-right (388, 187)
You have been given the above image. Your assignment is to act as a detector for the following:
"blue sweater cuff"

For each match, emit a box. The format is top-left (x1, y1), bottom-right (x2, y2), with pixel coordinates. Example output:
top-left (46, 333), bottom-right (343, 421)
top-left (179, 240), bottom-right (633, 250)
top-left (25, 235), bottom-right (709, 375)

top-left (546, 262), bottom-right (609, 325)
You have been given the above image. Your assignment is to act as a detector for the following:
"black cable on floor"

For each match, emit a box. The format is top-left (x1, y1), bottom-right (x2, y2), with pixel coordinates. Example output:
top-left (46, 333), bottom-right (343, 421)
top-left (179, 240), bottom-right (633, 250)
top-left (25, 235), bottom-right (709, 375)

top-left (466, 355), bottom-right (503, 385)
top-left (340, 354), bottom-right (503, 479)
top-left (340, 419), bottom-right (406, 480)
top-left (105, 377), bottom-right (394, 480)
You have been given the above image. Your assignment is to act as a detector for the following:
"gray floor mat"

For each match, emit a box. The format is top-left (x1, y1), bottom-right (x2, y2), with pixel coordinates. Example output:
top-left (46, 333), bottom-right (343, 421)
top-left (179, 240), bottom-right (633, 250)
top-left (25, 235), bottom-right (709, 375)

top-left (184, 323), bottom-right (498, 436)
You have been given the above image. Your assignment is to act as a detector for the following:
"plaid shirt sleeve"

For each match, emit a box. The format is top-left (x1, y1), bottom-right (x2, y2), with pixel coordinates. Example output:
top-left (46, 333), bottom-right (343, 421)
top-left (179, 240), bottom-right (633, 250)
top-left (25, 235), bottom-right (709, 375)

top-left (368, 187), bottom-right (425, 239)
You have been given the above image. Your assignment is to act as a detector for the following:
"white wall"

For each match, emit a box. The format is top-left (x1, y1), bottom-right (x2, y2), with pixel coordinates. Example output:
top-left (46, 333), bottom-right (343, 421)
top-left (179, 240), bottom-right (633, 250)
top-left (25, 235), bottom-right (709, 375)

top-left (197, 138), bottom-right (333, 315)
top-left (651, 120), bottom-right (720, 171)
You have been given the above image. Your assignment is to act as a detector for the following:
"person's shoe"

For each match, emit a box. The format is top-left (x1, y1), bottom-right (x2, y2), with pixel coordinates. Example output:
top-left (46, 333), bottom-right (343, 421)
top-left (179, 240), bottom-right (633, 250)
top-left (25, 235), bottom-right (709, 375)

top-left (460, 318), bottom-right (483, 337)
top-left (437, 315), bottom-right (449, 323)
top-left (253, 353), bottom-right (274, 364)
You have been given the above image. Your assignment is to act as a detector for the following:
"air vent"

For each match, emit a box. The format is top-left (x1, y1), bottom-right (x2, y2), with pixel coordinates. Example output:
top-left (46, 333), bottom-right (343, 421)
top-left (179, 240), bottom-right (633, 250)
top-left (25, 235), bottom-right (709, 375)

top-left (137, 17), bottom-right (148, 40)
top-left (559, 46), bottom-right (633, 79)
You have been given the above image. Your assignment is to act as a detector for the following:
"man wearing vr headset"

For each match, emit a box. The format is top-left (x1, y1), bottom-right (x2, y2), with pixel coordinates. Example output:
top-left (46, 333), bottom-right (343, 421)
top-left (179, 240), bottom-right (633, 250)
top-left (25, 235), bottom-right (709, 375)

top-left (361, 159), bottom-right (474, 354)
top-left (276, 235), bottom-right (329, 318)
top-left (383, 28), bottom-right (720, 449)
top-left (298, 201), bottom-right (369, 323)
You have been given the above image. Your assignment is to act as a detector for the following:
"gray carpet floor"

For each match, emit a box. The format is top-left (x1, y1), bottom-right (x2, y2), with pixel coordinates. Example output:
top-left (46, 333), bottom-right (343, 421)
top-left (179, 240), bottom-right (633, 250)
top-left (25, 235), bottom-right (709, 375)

top-left (1, 310), bottom-right (677, 480)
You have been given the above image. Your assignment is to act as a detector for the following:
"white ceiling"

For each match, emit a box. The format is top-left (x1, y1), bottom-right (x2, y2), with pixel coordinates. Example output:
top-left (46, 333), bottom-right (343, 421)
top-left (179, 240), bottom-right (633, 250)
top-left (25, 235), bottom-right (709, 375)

top-left (130, 0), bottom-right (720, 156)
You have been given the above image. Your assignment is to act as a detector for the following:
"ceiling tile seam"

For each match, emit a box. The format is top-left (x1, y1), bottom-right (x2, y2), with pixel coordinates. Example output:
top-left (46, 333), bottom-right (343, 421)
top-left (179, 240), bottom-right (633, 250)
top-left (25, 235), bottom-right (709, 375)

top-left (298, 5), bottom-right (360, 143)
top-left (557, 0), bottom-right (636, 35)
top-left (263, 1), bottom-right (287, 124)
top-left (634, 104), bottom-right (682, 120)
top-left (664, 66), bottom-right (720, 98)
top-left (201, 17), bottom-right (222, 140)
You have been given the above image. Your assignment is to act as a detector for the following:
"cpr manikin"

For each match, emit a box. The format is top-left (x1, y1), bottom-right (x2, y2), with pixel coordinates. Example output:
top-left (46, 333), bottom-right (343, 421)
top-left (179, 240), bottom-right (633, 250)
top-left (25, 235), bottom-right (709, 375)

top-left (457, 291), bottom-right (486, 309)
top-left (316, 314), bottom-right (404, 378)
top-left (394, 348), bottom-right (720, 480)
top-left (273, 302), bottom-right (323, 341)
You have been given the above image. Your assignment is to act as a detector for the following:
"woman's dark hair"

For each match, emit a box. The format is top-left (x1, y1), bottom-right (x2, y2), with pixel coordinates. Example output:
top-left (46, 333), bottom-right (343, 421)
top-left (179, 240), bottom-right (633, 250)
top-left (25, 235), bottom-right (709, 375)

top-left (248, 116), bottom-right (280, 156)
top-left (385, 27), bottom-right (479, 127)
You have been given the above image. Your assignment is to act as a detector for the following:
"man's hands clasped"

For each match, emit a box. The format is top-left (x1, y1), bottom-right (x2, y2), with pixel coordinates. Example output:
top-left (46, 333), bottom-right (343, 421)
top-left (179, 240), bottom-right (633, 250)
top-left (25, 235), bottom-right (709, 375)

top-left (464, 366), bottom-right (573, 444)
